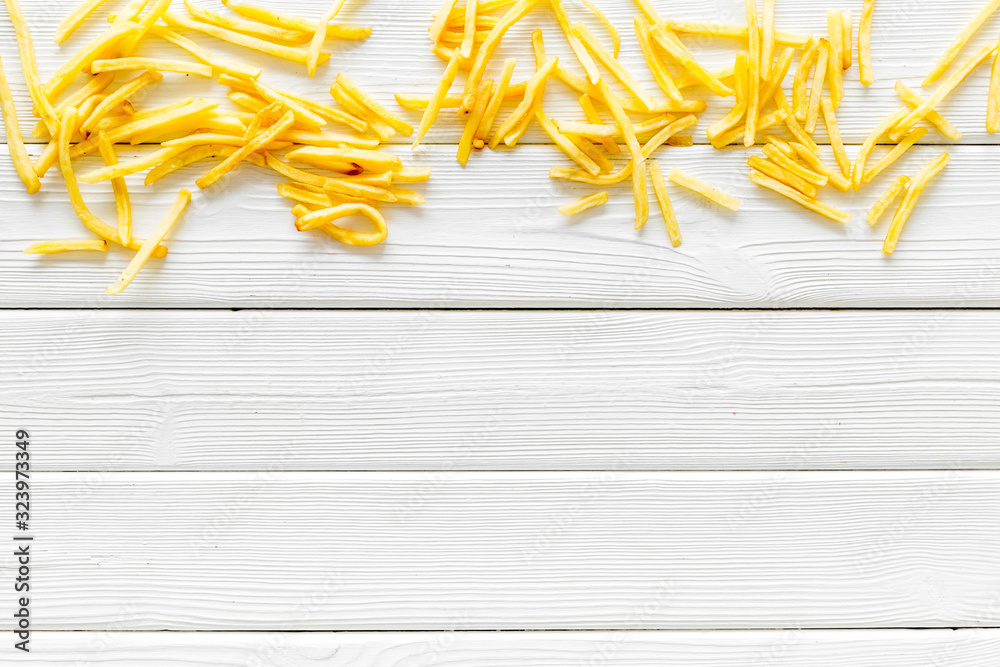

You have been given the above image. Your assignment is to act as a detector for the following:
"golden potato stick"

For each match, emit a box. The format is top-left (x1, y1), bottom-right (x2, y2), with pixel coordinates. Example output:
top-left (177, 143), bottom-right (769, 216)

top-left (761, 143), bottom-right (828, 187)
top-left (824, 10), bottom-right (844, 97)
top-left (54, 0), bottom-right (111, 43)
top-left (145, 144), bottom-right (234, 185)
top-left (634, 17), bottom-right (681, 101)
top-left (649, 25), bottom-right (733, 97)
top-left (927, 0), bottom-right (1000, 84)
top-left (244, 100), bottom-right (285, 139)
top-left (395, 167), bottom-right (433, 183)
top-left (113, 99), bottom-right (220, 144)
top-left (644, 161), bottom-right (679, 246)
top-left (868, 174), bottom-right (909, 226)
top-left (335, 73), bottom-right (413, 136)
top-left (764, 132), bottom-right (794, 157)
top-left (90, 58), bottom-right (213, 77)
top-left (295, 204), bottom-right (388, 246)
top-left (582, 0), bottom-right (619, 57)
top-left (128, 114), bottom-right (248, 144)
top-left (460, 0), bottom-right (478, 59)
top-left (851, 108), bottom-right (906, 191)
top-left (761, 47), bottom-right (794, 108)
top-left (228, 91), bottom-right (267, 113)
top-left (43, 21), bottom-right (138, 102)
top-left (859, 0), bottom-right (875, 84)
top-left (574, 22), bottom-right (656, 111)
top-left (79, 145), bottom-right (189, 183)
top-left (549, 0), bottom-right (602, 85)
top-left (549, 163), bottom-right (628, 185)
top-left (805, 39), bottom-right (829, 134)
top-left (883, 152), bottom-right (949, 254)
top-left (773, 89), bottom-right (821, 155)
top-left (793, 37), bottom-right (817, 120)
top-left (462, 0), bottom-right (542, 114)
top-left (429, 0), bottom-right (459, 45)
top-left (568, 134), bottom-right (613, 172)
top-left (820, 98), bottom-right (850, 178)
top-left (895, 42), bottom-right (996, 139)
top-left (578, 92), bottom-right (620, 155)
top-left (277, 182), bottom-right (337, 208)
top-left (556, 120), bottom-right (617, 137)
top-left (841, 10), bottom-right (853, 69)
top-left (107, 189), bottom-right (191, 295)
top-left (118, 0), bottom-right (174, 55)
top-left (531, 27), bottom-right (545, 67)
top-left (288, 146), bottom-right (403, 173)
top-left (748, 156), bottom-right (818, 198)
top-left (789, 141), bottom-right (850, 192)
top-left (708, 52), bottom-right (747, 141)
top-left (414, 50), bottom-right (462, 148)
top-left (34, 73), bottom-right (114, 138)
top-left (632, 159), bottom-right (648, 229)
top-left (184, 0), bottom-right (310, 44)
top-left (3, 0), bottom-right (58, 133)
top-left (557, 191), bottom-right (608, 217)
top-left (864, 126), bottom-right (927, 183)
top-left (308, 0), bottom-right (349, 76)
top-left (492, 57), bottom-right (558, 147)
top-left (990, 33), bottom-right (1000, 133)
top-left (641, 114), bottom-right (698, 159)
top-left (534, 108), bottom-right (601, 176)
top-left (760, 0), bottom-right (776, 78)
top-left (57, 109), bottom-right (122, 245)
top-left (197, 111), bottom-right (295, 189)
top-left (221, 0), bottom-right (369, 38)
top-left (669, 167), bottom-right (741, 211)
top-left (264, 154), bottom-right (397, 202)
top-left (459, 79), bottom-right (493, 165)
top-left (388, 187), bottom-right (425, 205)
top-left (229, 83), bottom-right (361, 132)
top-left (711, 106), bottom-right (785, 149)
top-left (750, 170), bottom-right (850, 223)
top-left (146, 25), bottom-right (260, 79)
top-left (279, 131), bottom-right (379, 149)
top-left (34, 107), bottom-right (87, 179)
top-left (664, 20), bottom-right (811, 46)
top-left (161, 11), bottom-right (324, 66)
top-left (744, 0), bottom-right (760, 147)
top-left (25, 239), bottom-right (109, 254)
top-left (596, 79), bottom-right (642, 165)
top-left (330, 83), bottom-right (394, 140)
top-left (218, 74), bottom-right (327, 129)
top-left (0, 56), bottom-right (41, 194)
top-left (633, 0), bottom-right (662, 24)
top-left (81, 71), bottom-right (162, 134)
top-left (475, 57), bottom-right (516, 148)
top-left (96, 131), bottom-right (132, 246)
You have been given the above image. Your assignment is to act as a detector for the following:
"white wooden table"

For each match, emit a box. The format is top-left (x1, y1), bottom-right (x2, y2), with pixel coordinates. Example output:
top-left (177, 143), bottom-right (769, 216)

top-left (2, 0), bottom-right (1000, 663)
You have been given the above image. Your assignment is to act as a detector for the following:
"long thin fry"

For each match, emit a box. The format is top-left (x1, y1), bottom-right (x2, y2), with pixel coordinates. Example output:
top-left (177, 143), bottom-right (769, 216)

top-left (665, 20), bottom-right (811, 47)
top-left (883, 153), bottom-right (949, 254)
top-left (221, 0), bottom-right (370, 38)
top-left (107, 189), bottom-right (191, 295)
top-left (162, 11), bottom-right (327, 66)
top-left (826, 24), bottom-right (844, 107)
top-left (335, 73), bottom-right (413, 135)
top-left (774, 89), bottom-right (820, 155)
top-left (0, 55), bottom-right (41, 194)
top-left (805, 39), bottom-right (829, 134)
top-left (582, 0), bottom-right (620, 57)
top-left (414, 50), bottom-right (462, 148)
top-left (648, 161), bottom-right (680, 246)
top-left (459, 79), bottom-right (492, 165)
top-left (574, 22), bottom-right (656, 111)
top-left (24, 239), bottom-right (109, 254)
top-left (54, 0), bottom-right (110, 43)
top-left (924, 0), bottom-right (1000, 85)
top-left (649, 24), bottom-right (733, 97)
top-left (295, 204), bottom-right (388, 246)
top-left (79, 146), bottom-right (192, 184)
top-left (750, 170), bottom-right (850, 223)
top-left (460, 0), bottom-right (478, 58)
top-left (558, 191), bottom-right (608, 216)
top-left (744, 0), bottom-right (760, 147)
top-left (308, 0), bottom-right (349, 77)
top-left (860, 0), bottom-right (875, 84)
top-left (841, 10), bottom-right (852, 69)
top-left (634, 16), bottom-right (681, 100)
top-left (793, 38), bottom-right (818, 120)
top-left (42, 21), bottom-right (138, 102)
top-left (851, 109), bottom-right (906, 191)
top-left (894, 82), bottom-right (961, 141)
top-left (184, 0), bottom-right (310, 43)
top-left (288, 146), bottom-right (403, 173)
top-left (4, 0), bottom-right (58, 133)
top-left (493, 57), bottom-right (558, 147)
top-left (147, 25), bottom-right (261, 78)
top-left (90, 58), bottom-right (213, 77)
top-left (145, 145), bottom-right (238, 185)
top-left (868, 174), bottom-right (909, 226)
top-left (264, 154), bottom-right (397, 202)
top-left (597, 79), bottom-right (642, 164)
top-left (96, 132), bottom-right (132, 246)
top-left (790, 141), bottom-right (850, 191)
top-left (81, 71), bottom-right (163, 134)
top-left (550, 0), bottom-right (602, 85)
top-left (57, 109), bottom-right (123, 245)
top-left (748, 156), bottom-right (818, 198)
top-left (462, 0), bottom-right (542, 114)
top-left (196, 111), bottom-right (295, 189)
top-left (820, 98), bottom-right (851, 178)
top-left (430, 0), bottom-right (459, 44)
top-left (475, 57), bottom-right (516, 147)
top-left (864, 126), bottom-right (927, 183)
top-left (669, 167), bottom-right (740, 211)
top-left (534, 107), bottom-right (601, 175)
top-left (762, 144), bottom-right (828, 186)
top-left (761, 0), bottom-right (775, 78)
top-left (631, 158), bottom-right (648, 229)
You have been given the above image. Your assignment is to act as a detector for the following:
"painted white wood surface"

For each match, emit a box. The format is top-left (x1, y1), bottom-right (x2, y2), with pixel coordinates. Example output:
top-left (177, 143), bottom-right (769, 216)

top-left (26, 630), bottom-right (1000, 666)
top-left (2, 471), bottom-right (997, 630)
top-left (2, 143), bottom-right (1000, 307)
top-left (3, 309), bottom-right (1000, 471)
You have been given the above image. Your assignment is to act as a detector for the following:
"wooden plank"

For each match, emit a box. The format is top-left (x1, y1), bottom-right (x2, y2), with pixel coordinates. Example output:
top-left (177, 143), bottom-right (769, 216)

top-left (24, 630), bottom-right (1000, 665)
top-left (2, 143), bottom-right (999, 307)
top-left (6, 471), bottom-right (999, 630)
top-left (2, 0), bottom-right (1000, 145)
top-left (4, 310), bottom-right (1000, 471)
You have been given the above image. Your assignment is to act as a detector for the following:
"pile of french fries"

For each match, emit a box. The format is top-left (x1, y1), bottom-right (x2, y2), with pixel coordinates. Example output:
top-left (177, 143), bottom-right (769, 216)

top-left (0, 0), bottom-right (427, 294)
top-left (410, 0), bottom-right (1000, 254)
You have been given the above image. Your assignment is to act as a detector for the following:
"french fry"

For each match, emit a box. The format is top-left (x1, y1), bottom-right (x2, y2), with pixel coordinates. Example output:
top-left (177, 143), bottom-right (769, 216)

top-left (549, 0), bottom-right (602, 85)
top-left (96, 131), bottom-right (132, 246)
top-left (219, 74), bottom-right (327, 130)
top-left (335, 73), bottom-right (413, 136)
top-left (90, 58), bottom-right (213, 77)
top-left (534, 108), bottom-right (601, 176)
top-left (264, 154), bottom-right (397, 202)
top-left (0, 55), bottom-right (41, 194)
top-left (147, 25), bottom-right (261, 79)
top-left (990, 33), bottom-right (1000, 133)
top-left (750, 170), bottom-right (851, 223)
top-left (458, 79), bottom-right (493, 165)
top-left (641, 114), bottom-right (698, 158)
top-left (841, 10), bottom-right (852, 69)
top-left (578, 94), bottom-right (620, 153)
top-left (826, 10), bottom-right (843, 74)
top-left (883, 153), bottom-right (949, 254)
top-left (80, 71), bottom-right (162, 135)
top-left (805, 39), bottom-right (829, 134)
top-left (762, 143), bottom-right (829, 187)
top-left (712, 107), bottom-right (785, 149)
top-left (196, 111), bottom-right (296, 189)
top-left (826, 23), bottom-right (844, 108)
top-left (764, 133), bottom-right (795, 157)
top-left (665, 20), bottom-right (811, 47)
top-left (162, 11), bottom-right (326, 66)
top-left (893, 81), bottom-right (962, 141)
top-left (649, 24), bottom-right (733, 97)
top-left (277, 182), bottom-right (338, 208)
top-left (744, 0), bottom-right (760, 147)
top-left (574, 22), bottom-right (656, 111)
top-left (308, 0), bottom-right (349, 77)
top-left (24, 239), bottom-right (109, 254)
top-left (597, 79), bottom-right (643, 165)
top-left (79, 145), bottom-right (191, 183)
top-left (42, 20), bottom-right (138, 102)
top-left (864, 126), bottom-right (927, 183)
top-left (859, 0), bottom-right (875, 84)
top-left (820, 98), bottom-right (851, 178)
top-left (761, 46), bottom-right (794, 107)
top-left (118, 0), bottom-right (174, 55)
top-left (668, 167), bottom-right (741, 211)
top-left (790, 141), bottom-right (850, 191)
top-left (924, 0), bottom-right (1000, 85)
top-left (583, 0), bottom-right (620, 57)
top-left (556, 120), bottom-right (618, 138)
top-left (761, 0), bottom-right (775, 78)
top-left (145, 145), bottom-right (243, 185)
top-left (107, 189), bottom-right (191, 295)
top-left (748, 155), bottom-right (818, 198)
top-left (557, 191), bottom-right (609, 217)
top-left (462, 0), bottom-right (542, 114)
top-left (460, 0), bottom-right (478, 59)
top-left (564, 133), bottom-right (613, 171)
top-left (4, 0), bottom-right (58, 133)
top-left (221, 0), bottom-right (371, 39)
top-left (492, 57), bottom-right (558, 147)
top-left (793, 38), bottom-right (818, 120)
top-left (475, 57), bottom-right (517, 147)
top-left (894, 42), bottom-right (996, 139)
top-left (648, 160), bottom-right (680, 246)
top-left (288, 146), bottom-right (403, 174)
top-left (851, 109), bottom-right (905, 191)
top-left (395, 167), bottom-right (433, 182)
top-left (34, 72), bottom-right (114, 138)
top-left (414, 50), bottom-right (462, 148)
top-left (634, 16), bottom-right (682, 100)
top-left (774, 89), bottom-right (821, 155)
top-left (868, 174), bottom-right (909, 226)
top-left (632, 159), bottom-right (648, 229)
top-left (184, 0), bottom-right (310, 43)
top-left (295, 204), bottom-right (388, 246)
top-left (54, 0), bottom-right (110, 43)
top-left (429, 0), bottom-right (459, 44)
top-left (708, 52), bottom-right (748, 141)
top-left (279, 130), bottom-right (379, 149)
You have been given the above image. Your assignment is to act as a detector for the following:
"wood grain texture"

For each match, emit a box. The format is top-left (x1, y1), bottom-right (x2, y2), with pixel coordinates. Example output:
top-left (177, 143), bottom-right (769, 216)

top-left (3, 0), bottom-right (1000, 146)
top-left (4, 471), bottom-right (999, 630)
top-left (4, 309), bottom-right (1000, 471)
top-left (2, 142), bottom-right (1000, 307)
top-left (27, 630), bottom-right (1000, 665)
